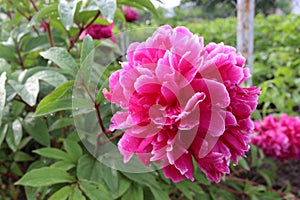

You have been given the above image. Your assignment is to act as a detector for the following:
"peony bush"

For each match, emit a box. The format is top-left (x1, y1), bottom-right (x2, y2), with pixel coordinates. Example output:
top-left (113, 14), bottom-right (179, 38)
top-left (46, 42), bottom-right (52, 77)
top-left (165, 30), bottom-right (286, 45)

top-left (252, 114), bottom-right (300, 161)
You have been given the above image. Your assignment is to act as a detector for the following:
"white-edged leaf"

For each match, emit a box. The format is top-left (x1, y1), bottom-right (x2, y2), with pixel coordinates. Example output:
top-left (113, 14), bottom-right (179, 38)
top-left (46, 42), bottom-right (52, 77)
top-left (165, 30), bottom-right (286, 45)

top-left (0, 72), bottom-right (6, 127)
top-left (40, 47), bottom-right (78, 77)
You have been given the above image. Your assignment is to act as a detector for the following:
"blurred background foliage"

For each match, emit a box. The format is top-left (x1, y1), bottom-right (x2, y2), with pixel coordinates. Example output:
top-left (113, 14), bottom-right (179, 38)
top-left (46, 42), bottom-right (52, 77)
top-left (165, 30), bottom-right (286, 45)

top-left (0, 0), bottom-right (299, 199)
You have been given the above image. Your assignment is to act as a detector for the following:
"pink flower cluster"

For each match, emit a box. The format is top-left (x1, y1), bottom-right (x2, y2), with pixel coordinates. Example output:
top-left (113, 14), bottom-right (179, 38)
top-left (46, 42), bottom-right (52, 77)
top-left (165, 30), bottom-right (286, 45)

top-left (79, 23), bottom-right (115, 41)
top-left (123, 6), bottom-right (139, 22)
top-left (252, 114), bottom-right (300, 161)
top-left (103, 25), bottom-right (260, 183)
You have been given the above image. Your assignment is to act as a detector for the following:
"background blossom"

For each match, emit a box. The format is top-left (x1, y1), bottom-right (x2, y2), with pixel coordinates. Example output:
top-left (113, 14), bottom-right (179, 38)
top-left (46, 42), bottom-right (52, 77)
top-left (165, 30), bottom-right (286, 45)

top-left (79, 23), bottom-right (116, 42)
top-left (104, 25), bottom-right (260, 183)
top-left (252, 114), bottom-right (300, 161)
top-left (123, 6), bottom-right (139, 22)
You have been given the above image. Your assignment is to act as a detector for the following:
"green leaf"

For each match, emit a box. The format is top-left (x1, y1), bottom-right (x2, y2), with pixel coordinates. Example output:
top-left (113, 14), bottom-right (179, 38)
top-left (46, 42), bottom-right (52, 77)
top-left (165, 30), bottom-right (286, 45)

top-left (238, 157), bottom-right (250, 171)
top-left (257, 169), bottom-right (274, 187)
top-left (79, 180), bottom-right (112, 200)
top-left (0, 72), bottom-right (6, 127)
top-left (77, 154), bottom-right (103, 182)
top-left (15, 167), bottom-right (75, 187)
top-left (149, 186), bottom-right (169, 200)
top-left (6, 126), bottom-right (18, 152)
top-left (33, 148), bottom-right (73, 162)
top-left (49, 185), bottom-right (72, 200)
top-left (63, 139), bottom-right (82, 162)
top-left (0, 45), bottom-right (18, 64)
top-left (80, 35), bottom-right (94, 68)
top-left (121, 184), bottom-right (143, 200)
top-left (85, 0), bottom-right (116, 22)
top-left (49, 118), bottom-right (74, 131)
top-left (23, 113), bottom-right (50, 146)
top-left (40, 47), bottom-right (78, 77)
top-left (8, 70), bottom-right (67, 106)
top-left (28, 70), bottom-right (68, 87)
top-left (14, 151), bottom-right (34, 162)
top-left (0, 59), bottom-right (11, 77)
top-left (58, 0), bottom-right (78, 30)
top-left (29, 4), bottom-right (58, 26)
top-left (12, 119), bottom-right (23, 146)
top-left (176, 181), bottom-right (200, 200)
top-left (103, 167), bottom-right (118, 194)
top-left (70, 185), bottom-right (86, 200)
top-left (0, 124), bottom-right (8, 148)
top-left (114, 177), bottom-right (131, 199)
top-left (35, 81), bottom-right (73, 116)
top-left (122, 172), bottom-right (158, 188)
top-left (131, 0), bottom-right (157, 16)
top-left (51, 160), bottom-right (76, 171)
top-left (244, 181), bottom-right (266, 195)
top-left (8, 80), bottom-right (37, 107)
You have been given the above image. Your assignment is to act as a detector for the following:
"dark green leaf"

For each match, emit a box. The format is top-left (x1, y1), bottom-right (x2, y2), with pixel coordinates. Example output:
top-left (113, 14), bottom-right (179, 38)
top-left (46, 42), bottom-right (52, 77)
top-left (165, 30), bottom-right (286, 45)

top-left (49, 185), bottom-right (72, 200)
top-left (49, 118), bottom-right (74, 131)
top-left (5, 126), bottom-right (18, 152)
top-left (15, 167), bottom-right (75, 187)
top-left (77, 154), bottom-right (103, 182)
top-left (0, 45), bottom-right (18, 63)
top-left (0, 72), bottom-right (6, 127)
top-left (33, 148), bottom-right (73, 162)
top-left (257, 169), bottom-right (274, 187)
top-left (79, 180), bottom-right (112, 200)
top-left (14, 151), bottom-right (34, 162)
top-left (176, 181), bottom-right (196, 200)
top-left (23, 113), bottom-right (50, 146)
top-left (122, 172), bottom-right (158, 188)
top-left (63, 139), bottom-right (83, 162)
top-left (244, 181), bottom-right (266, 195)
top-left (121, 184), bottom-right (143, 200)
top-left (40, 47), bottom-right (78, 77)
top-left (114, 176), bottom-right (131, 199)
top-left (0, 124), bottom-right (8, 148)
top-left (103, 167), bottom-right (118, 194)
top-left (149, 186), bottom-right (169, 200)
top-left (35, 81), bottom-right (73, 116)
top-left (70, 185), bottom-right (86, 200)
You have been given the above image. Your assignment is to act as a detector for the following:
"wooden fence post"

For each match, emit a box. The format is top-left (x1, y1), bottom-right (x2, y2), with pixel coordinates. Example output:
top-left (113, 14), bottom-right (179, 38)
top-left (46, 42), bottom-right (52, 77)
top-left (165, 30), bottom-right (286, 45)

top-left (237, 0), bottom-right (255, 86)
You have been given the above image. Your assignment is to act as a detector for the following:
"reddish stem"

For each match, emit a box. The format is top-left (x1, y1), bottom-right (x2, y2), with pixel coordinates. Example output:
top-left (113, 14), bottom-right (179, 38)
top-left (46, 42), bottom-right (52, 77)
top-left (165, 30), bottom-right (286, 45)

top-left (67, 11), bottom-right (101, 52)
top-left (101, 132), bottom-right (124, 145)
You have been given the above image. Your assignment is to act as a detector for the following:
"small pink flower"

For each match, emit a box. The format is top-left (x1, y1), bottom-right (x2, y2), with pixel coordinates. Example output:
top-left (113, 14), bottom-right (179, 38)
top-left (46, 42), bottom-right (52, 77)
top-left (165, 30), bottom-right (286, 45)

top-left (104, 25), bottom-right (260, 183)
top-left (123, 6), bottom-right (139, 22)
top-left (79, 23), bottom-right (116, 42)
top-left (252, 114), bottom-right (300, 161)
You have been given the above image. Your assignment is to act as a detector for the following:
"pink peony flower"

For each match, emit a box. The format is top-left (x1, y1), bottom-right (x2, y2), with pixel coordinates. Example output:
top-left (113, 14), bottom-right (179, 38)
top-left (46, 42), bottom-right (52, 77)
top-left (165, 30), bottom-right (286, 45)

top-left (79, 23), bottom-right (116, 42)
top-left (103, 25), bottom-right (260, 183)
top-left (252, 114), bottom-right (300, 161)
top-left (123, 6), bottom-right (139, 22)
